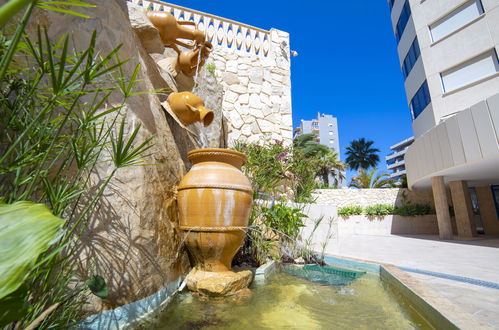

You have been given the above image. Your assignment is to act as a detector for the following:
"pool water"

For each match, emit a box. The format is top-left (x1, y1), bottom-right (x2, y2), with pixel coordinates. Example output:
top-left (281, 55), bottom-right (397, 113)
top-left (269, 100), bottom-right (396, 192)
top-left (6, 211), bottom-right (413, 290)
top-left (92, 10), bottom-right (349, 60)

top-left (146, 266), bottom-right (432, 329)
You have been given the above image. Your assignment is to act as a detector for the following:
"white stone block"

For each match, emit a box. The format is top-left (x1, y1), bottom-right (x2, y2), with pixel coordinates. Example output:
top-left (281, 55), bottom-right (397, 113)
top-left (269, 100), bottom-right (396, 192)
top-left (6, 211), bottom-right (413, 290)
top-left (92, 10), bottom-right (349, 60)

top-left (260, 93), bottom-right (271, 106)
top-left (249, 94), bottom-right (262, 108)
top-left (222, 72), bottom-right (239, 85)
top-left (271, 73), bottom-right (283, 83)
top-left (248, 83), bottom-right (262, 94)
top-left (239, 76), bottom-right (249, 86)
top-left (251, 122), bottom-right (261, 134)
top-left (238, 63), bottom-right (250, 71)
top-left (229, 84), bottom-right (248, 94)
top-left (270, 95), bottom-right (281, 105)
top-left (261, 81), bottom-right (272, 95)
top-left (241, 124), bottom-right (252, 136)
top-left (229, 110), bottom-right (244, 129)
top-left (251, 108), bottom-right (265, 119)
top-left (247, 134), bottom-right (260, 143)
top-left (249, 69), bottom-right (264, 84)
top-left (226, 60), bottom-right (238, 73)
top-left (263, 70), bottom-right (272, 81)
top-left (272, 86), bottom-right (284, 96)
top-left (238, 94), bottom-right (249, 105)
top-left (225, 91), bottom-right (239, 103)
top-left (257, 119), bottom-right (274, 133)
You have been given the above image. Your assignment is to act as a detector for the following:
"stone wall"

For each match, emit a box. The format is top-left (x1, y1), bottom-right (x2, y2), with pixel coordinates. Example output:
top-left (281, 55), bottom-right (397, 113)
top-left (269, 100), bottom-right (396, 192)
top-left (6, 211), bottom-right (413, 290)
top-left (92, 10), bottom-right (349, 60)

top-left (312, 188), bottom-right (435, 208)
top-left (27, 0), bottom-right (204, 314)
top-left (127, 0), bottom-right (294, 145)
top-left (210, 29), bottom-right (293, 145)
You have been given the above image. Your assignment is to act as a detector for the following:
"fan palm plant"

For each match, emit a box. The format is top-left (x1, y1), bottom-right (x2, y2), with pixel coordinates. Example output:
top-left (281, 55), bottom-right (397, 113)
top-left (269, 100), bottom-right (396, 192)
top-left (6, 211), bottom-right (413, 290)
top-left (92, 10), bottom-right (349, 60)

top-left (349, 167), bottom-right (395, 188)
top-left (316, 150), bottom-right (345, 187)
top-left (345, 138), bottom-right (380, 170)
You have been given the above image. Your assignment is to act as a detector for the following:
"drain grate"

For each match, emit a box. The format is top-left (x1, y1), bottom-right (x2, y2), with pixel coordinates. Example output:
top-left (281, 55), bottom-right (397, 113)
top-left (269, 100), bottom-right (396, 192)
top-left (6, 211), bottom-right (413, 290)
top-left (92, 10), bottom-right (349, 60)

top-left (399, 267), bottom-right (499, 290)
top-left (283, 264), bottom-right (366, 286)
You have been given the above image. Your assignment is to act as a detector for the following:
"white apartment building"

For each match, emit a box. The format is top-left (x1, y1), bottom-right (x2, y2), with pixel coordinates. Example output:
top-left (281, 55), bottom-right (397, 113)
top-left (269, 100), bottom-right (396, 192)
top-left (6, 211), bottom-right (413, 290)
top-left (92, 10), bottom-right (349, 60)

top-left (294, 113), bottom-right (345, 187)
top-left (386, 137), bottom-right (414, 181)
top-left (388, 0), bottom-right (499, 239)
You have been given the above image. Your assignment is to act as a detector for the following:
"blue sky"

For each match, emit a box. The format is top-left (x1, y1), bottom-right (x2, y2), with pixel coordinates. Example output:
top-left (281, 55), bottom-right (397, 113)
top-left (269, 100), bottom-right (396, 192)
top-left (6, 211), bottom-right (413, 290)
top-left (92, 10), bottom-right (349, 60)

top-left (178, 0), bottom-right (413, 178)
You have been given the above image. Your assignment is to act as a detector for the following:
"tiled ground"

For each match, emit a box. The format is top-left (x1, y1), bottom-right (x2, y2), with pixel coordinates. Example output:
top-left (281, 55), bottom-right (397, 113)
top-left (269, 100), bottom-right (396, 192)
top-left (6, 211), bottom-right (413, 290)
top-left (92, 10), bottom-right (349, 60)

top-left (326, 234), bottom-right (499, 329)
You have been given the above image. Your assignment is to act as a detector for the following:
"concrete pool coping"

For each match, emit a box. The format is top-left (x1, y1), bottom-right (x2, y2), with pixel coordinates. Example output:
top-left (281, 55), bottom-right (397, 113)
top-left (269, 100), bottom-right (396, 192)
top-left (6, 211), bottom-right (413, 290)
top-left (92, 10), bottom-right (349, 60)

top-left (323, 255), bottom-right (493, 330)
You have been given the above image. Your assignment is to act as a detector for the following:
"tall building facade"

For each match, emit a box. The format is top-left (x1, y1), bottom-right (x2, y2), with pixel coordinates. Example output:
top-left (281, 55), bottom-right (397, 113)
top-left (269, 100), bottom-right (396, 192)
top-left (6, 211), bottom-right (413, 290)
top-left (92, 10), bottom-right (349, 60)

top-left (294, 112), bottom-right (340, 155)
top-left (294, 113), bottom-right (344, 187)
top-left (388, 0), bottom-right (499, 238)
top-left (386, 136), bottom-right (414, 181)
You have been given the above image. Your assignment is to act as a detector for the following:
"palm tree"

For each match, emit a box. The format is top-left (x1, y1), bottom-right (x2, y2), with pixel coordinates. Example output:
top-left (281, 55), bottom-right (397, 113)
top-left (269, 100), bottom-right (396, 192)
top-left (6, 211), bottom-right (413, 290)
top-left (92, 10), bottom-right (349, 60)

top-left (294, 134), bottom-right (330, 158)
top-left (316, 150), bottom-right (345, 187)
top-left (345, 138), bottom-right (380, 170)
top-left (349, 167), bottom-right (395, 188)
top-left (294, 134), bottom-right (346, 187)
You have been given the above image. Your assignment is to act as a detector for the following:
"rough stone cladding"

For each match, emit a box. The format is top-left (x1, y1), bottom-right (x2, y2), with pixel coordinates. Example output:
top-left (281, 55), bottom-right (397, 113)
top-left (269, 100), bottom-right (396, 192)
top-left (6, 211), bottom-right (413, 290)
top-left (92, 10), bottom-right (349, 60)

top-left (209, 29), bottom-right (293, 145)
top-left (313, 188), bottom-right (435, 208)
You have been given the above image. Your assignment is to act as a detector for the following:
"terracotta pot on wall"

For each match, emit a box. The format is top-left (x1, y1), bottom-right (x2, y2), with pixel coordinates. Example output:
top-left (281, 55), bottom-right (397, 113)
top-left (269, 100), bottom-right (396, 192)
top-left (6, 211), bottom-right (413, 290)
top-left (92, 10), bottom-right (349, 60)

top-left (177, 148), bottom-right (253, 272)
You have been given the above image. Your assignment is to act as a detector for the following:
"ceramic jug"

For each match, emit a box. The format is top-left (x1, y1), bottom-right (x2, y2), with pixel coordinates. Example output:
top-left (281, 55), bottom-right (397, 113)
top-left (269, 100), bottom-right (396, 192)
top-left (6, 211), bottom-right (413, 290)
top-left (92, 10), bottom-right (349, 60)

top-left (147, 11), bottom-right (206, 53)
top-left (177, 148), bottom-right (253, 272)
top-left (167, 92), bottom-right (214, 127)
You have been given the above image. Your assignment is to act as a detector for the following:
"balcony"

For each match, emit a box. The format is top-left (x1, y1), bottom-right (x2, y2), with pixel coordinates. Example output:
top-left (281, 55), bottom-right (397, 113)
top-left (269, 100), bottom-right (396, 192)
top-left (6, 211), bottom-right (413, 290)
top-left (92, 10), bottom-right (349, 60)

top-left (387, 160), bottom-right (405, 170)
top-left (390, 169), bottom-right (406, 178)
top-left (386, 149), bottom-right (407, 161)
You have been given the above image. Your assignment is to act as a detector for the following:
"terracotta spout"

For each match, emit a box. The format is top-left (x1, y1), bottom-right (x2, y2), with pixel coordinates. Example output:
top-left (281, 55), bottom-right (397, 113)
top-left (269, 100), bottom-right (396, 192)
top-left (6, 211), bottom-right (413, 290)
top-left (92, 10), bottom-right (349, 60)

top-left (167, 92), bottom-right (214, 127)
top-left (198, 107), bottom-right (214, 127)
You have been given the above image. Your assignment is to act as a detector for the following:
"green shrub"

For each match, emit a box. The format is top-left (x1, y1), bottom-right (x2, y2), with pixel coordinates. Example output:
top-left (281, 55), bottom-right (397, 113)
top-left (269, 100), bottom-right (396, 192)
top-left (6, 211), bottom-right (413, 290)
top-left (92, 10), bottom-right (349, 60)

top-left (394, 204), bottom-right (433, 216)
top-left (364, 204), bottom-right (394, 217)
top-left (204, 62), bottom-right (216, 77)
top-left (263, 203), bottom-right (306, 241)
top-left (338, 206), bottom-right (363, 217)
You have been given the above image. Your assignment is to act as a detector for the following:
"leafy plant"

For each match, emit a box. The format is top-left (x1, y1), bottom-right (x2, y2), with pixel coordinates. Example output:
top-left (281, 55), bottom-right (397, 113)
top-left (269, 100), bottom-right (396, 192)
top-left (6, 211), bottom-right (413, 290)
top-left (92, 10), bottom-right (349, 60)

top-left (349, 167), bottom-right (395, 189)
top-left (0, 3), bottom-right (154, 328)
top-left (338, 205), bottom-right (363, 218)
top-left (204, 62), bottom-right (216, 77)
top-left (394, 204), bottom-right (433, 216)
top-left (85, 275), bottom-right (108, 299)
top-left (364, 204), bottom-right (394, 217)
top-left (263, 203), bottom-right (306, 241)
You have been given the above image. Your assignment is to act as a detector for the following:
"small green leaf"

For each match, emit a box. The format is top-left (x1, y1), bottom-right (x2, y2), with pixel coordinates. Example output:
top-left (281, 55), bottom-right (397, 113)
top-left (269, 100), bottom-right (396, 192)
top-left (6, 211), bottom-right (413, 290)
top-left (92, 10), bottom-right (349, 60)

top-left (0, 285), bottom-right (29, 328)
top-left (85, 275), bottom-right (108, 299)
top-left (0, 202), bottom-right (65, 300)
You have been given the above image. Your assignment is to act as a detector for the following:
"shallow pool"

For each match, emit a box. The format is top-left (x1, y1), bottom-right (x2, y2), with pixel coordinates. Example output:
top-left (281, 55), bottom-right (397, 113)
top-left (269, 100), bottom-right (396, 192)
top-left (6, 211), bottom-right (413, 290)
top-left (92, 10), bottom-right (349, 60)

top-left (146, 266), bottom-right (432, 329)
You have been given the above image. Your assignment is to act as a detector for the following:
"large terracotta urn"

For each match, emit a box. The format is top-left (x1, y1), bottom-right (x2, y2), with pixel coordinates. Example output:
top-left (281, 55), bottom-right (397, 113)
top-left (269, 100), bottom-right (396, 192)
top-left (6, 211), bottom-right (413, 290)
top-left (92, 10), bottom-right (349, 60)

top-left (177, 148), bottom-right (253, 273)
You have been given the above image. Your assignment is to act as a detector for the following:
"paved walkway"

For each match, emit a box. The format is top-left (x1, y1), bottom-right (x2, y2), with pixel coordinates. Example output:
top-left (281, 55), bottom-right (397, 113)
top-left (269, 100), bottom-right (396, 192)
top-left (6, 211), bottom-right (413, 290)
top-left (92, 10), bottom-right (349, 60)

top-left (327, 235), bottom-right (499, 329)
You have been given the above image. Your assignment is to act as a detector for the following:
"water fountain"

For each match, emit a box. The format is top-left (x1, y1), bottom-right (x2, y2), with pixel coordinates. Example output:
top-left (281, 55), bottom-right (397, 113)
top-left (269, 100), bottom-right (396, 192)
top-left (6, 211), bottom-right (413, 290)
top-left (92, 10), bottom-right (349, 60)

top-left (152, 11), bottom-right (254, 297)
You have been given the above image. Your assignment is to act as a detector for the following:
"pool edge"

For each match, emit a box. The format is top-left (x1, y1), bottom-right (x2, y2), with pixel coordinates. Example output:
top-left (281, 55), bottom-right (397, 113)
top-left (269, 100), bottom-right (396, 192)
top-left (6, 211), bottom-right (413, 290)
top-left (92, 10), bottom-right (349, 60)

top-left (323, 254), bottom-right (493, 330)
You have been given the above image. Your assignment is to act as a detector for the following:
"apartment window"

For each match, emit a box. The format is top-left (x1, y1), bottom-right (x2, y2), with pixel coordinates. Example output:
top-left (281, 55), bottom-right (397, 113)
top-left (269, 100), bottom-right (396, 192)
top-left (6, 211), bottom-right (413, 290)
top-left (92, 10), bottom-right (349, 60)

top-left (388, 0), bottom-right (395, 11)
top-left (441, 49), bottom-right (499, 92)
top-left (329, 139), bottom-right (334, 144)
top-left (410, 80), bottom-right (431, 119)
top-left (402, 37), bottom-right (421, 78)
top-left (328, 131), bottom-right (334, 136)
top-left (395, 0), bottom-right (411, 42)
top-left (492, 185), bottom-right (499, 220)
top-left (430, 0), bottom-right (484, 42)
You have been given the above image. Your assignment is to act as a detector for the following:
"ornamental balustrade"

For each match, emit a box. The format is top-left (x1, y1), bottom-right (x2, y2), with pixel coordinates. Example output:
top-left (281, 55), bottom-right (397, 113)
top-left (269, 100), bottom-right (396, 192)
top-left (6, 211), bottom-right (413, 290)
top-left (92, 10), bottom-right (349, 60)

top-left (128, 0), bottom-right (271, 57)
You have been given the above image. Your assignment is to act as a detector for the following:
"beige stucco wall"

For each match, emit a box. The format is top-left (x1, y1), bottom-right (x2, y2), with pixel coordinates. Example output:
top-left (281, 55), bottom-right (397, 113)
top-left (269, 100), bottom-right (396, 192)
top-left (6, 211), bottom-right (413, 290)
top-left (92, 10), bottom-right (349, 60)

top-left (312, 188), bottom-right (435, 208)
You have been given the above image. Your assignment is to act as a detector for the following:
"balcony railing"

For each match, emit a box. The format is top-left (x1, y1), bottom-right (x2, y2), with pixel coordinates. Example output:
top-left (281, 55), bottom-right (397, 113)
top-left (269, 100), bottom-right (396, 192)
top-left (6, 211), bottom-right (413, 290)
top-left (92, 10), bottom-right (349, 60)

top-left (128, 0), bottom-right (271, 57)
